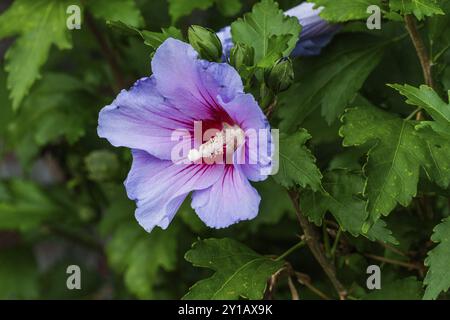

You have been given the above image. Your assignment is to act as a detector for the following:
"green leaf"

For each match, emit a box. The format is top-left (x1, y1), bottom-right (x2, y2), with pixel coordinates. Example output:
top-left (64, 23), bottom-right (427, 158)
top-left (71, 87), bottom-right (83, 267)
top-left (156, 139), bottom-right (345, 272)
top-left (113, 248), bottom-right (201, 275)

top-left (88, 0), bottom-right (144, 27)
top-left (363, 276), bottom-right (423, 299)
top-left (0, 180), bottom-right (64, 231)
top-left (340, 106), bottom-right (426, 228)
top-left (389, 84), bottom-right (450, 188)
top-left (278, 36), bottom-right (384, 129)
top-left (389, 84), bottom-right (450, 138)
top-left (168, 0), bottom-right (214, 23)
top-left (5, 73), bottom-right (93, 163)
top-left (389, 0), bottom-right (444, 20)
top-left (423, 217), bottom-right (450, 300)
top-left (0, 247), bottom-right (39, 299)
top-left (309, 0), bottom-right (383, 22)
top-left (168, 0), bottom-right (241, 23)
top-left (301, 169), bottom-right (397, 243)
top-left (107, 21), bottom-right (183, 52)
top-left (215, 0), bottom-right (242, 16)
top-left (273, 129), bottom-right (322, 192)
top-left (100, 191), bottom-right (178, 299)
top-left (231, 0), bottom-right (301, 66)
top-left (429, 1), bottom-right (450, 62)
top-left (0, 0), bottom-right (72, 109)
top-left (183, 238), bottom-right (283, 299)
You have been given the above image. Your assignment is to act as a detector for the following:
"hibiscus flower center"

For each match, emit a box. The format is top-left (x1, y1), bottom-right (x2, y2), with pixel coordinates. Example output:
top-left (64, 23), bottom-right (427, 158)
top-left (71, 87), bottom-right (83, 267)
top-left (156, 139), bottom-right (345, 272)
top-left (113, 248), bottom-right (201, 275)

top-left (188, 123), bottom-right (245, 163)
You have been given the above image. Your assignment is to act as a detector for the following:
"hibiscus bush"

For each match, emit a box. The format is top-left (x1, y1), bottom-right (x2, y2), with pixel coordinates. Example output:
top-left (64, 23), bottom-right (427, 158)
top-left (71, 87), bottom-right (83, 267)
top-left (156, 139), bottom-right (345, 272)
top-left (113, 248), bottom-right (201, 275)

top-left (0, 0), bottom-right (450, 301)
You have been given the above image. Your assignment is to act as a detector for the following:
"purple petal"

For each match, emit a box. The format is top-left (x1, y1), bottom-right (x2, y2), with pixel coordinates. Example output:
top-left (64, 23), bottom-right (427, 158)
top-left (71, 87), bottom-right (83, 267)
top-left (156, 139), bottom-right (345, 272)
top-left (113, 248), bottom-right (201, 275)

top-left (218, 93), bottom-right (273, 181)
top-left (151, 38), bottom-right (244, 121)
top-left (191, 166), bottom-right (261, 228)
top-left (126, 150), bottom-right (224, 232)
top-left (97, 77), bottom-right (194, 160)
top-left (286, 3), bottom-right (340, 57)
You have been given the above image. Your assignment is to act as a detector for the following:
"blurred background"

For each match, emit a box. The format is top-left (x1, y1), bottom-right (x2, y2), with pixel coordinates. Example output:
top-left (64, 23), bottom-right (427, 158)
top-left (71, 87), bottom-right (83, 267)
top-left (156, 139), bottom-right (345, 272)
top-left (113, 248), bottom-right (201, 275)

top-left (0, 0), bottom-right (307, 300)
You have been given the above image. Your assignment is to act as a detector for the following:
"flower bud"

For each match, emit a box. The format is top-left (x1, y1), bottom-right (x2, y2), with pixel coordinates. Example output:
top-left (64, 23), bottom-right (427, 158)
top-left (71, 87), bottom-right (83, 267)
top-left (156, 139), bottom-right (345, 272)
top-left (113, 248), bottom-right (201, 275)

top-left (264, 58), bottom-right (294, 93)
top-left (84, 150), bottom-right (119, 182)
top-left (188, 25), bottom-right (223, 62)
top-left (229, 43), bottom-right (254, 70)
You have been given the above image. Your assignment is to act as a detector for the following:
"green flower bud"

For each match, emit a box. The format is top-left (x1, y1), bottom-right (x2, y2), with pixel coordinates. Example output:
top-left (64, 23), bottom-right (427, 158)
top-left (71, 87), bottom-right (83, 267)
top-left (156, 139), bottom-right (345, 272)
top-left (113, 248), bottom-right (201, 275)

top-left (229, 43), bottom-right (254, 70)
top-left (78, 206), bottom-right (96, 222)
top-left (264, 58), bottom-right (294, 93)
top-left (188, 25), bottom-right (223, 62)
top-left (84, 150), bottom-right (119, 182)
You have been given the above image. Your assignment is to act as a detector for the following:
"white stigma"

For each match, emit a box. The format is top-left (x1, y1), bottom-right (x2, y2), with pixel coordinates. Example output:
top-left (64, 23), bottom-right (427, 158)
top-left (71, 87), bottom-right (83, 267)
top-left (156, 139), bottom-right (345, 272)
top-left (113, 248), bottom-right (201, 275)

top-left (188, 124), bottom-right (245, 162)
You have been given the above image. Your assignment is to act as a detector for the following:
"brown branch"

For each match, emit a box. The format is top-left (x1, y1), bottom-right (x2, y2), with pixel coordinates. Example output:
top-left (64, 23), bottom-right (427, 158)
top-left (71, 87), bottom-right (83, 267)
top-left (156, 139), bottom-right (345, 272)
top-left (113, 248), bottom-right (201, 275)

top-left (85, 11), bottom-right (126, 92)
top-left (364, 253), bottom-right (425, 277)
top-left (404, 15), bottom-right (434, 89)
top-left (295, 272), bottom-right (331, 300)
top-left (288, 190), bottom-right (347, 300)
top-left (287, 276), bottom-right (300, 300)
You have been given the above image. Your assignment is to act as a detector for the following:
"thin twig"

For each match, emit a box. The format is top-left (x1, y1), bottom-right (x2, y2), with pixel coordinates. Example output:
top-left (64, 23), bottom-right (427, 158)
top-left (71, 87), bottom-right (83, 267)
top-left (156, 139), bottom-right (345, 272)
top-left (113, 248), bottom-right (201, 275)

top-left (364, 253), bottom-right (425, 276)
top-left (287, 276), bottom-right (300, 300)
top-left (295, 272), bottom-right (331, 300)
top-left (377, 240), bottom-right (407, 257)
top-left (275, 240), bottom-right (306, 261)
top-left (85, 11), bottom-right (126, 92)
top-left (288, 190), bottom-right (347, 300)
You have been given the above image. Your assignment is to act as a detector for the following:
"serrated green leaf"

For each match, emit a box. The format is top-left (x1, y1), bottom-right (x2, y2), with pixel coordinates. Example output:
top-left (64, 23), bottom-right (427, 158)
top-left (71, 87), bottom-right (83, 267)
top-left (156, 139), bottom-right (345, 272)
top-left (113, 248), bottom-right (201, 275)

top-left (5, 73), bottom-right (93, 163)
top-left (0, 0), bottom-right (73, 109)
top-left (278, 36), bottom-right (384, 129)
top-left (309, 0), bottom-right (383, 22)
top-left (231, 0), bottom-right (301, 66)
top-left (273, 129), bottom-right (322, 192)
top-left (215, 0), bottom-right (242, 16)
top-left (168, 0), bottom-right (242, 23)
top-left (423, 217), bottom-right (450, 300)
top-left (389, 0), bottom-right (443, 20)
top-left (301, 169), bottom-right (397, 243)
top-left (168, 0), bottom-right (214, 23)
top-left (183, 238), bottom-right (283, 299)
top-left (88, 0), bottom-right (144, 27)
top-left (389, 84), bottom-right (450, 188)
top-left (389, 84), bottom-right (450, 138)
top-left (340, 106), bottom-right (426, 227)
top-left (0, 180), bottom-right (63, 231)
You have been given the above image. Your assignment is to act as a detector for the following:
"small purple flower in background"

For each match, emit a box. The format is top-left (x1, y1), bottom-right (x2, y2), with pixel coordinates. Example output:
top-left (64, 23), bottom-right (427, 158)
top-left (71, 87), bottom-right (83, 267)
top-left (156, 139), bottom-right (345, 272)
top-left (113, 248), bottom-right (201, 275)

top-left (216, 2), bottom-right (340, 59)
top-left (98, 39), bottom-right (272, 232)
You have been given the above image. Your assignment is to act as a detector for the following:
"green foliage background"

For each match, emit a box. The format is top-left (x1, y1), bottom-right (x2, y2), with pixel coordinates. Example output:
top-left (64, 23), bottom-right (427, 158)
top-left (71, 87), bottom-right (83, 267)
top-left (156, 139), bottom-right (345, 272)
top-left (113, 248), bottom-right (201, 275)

top-left (0, 0), bottom-right (449, 300)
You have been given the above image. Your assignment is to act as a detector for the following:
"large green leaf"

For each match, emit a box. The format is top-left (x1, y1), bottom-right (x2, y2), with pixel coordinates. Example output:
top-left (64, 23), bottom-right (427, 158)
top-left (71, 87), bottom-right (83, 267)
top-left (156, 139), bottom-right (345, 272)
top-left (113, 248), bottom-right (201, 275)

top-left (389, 84), bottom-right (450, 138)
top-left (231, 0), bottom-right (301, 66)
top-left (184, 238), bottom-right (283, 299)
top-left (273, 129), bottom-right (322, 192)
top-left (278, 36), bottom-right (384, 129)
top-left (301, 169), bottom-right (397, 244)
top-left (0, 180), bottom-right (64, 231)
top-left (5, 73), bottom-right (94, 163)
top-left (0, 0), bottom-right (73, 109)
top-left (340, 106), bottom-right (425, 228)
top-left (390, 84), bottom-right (450, 188)
top-left (88, 0), bottom-right (144, 27)
top-left (309, 0), bottom-right (383, 22)
top-left (423, 217), bottom-right (450, 300)
top-left (389, 0), bottom-right (444, 20)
